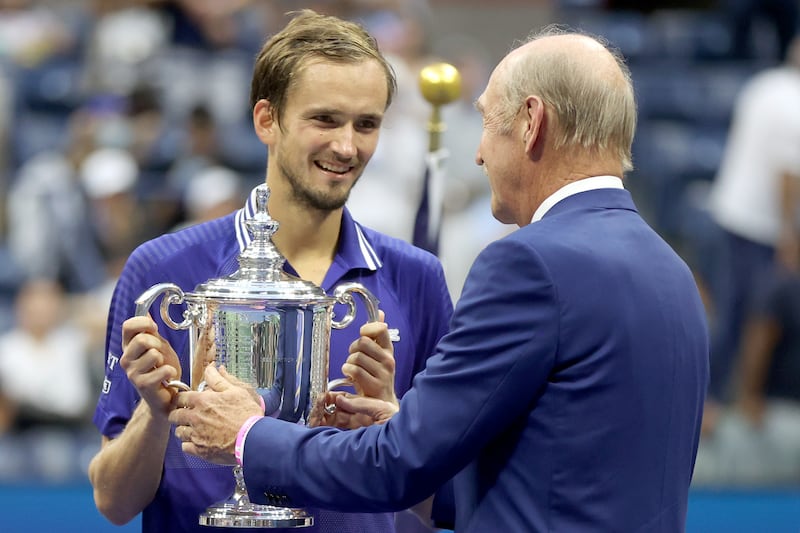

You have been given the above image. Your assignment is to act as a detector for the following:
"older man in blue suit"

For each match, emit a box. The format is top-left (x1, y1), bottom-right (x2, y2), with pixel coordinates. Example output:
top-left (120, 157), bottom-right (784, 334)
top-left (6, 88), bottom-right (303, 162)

top-left (171, 26), bottom-right (709, 532)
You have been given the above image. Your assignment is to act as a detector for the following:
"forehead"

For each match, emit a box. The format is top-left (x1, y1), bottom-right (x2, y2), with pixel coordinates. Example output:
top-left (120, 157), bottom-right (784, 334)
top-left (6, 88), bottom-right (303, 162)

top-left (476, 60), bottom-right (507, 113)
top-left (288, 58), bottom-right (388, 110)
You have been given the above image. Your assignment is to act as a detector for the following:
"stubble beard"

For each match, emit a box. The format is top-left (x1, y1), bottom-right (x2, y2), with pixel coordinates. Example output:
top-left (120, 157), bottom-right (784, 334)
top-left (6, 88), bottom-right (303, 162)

top-left (278, 159), bottom-right (359, 212)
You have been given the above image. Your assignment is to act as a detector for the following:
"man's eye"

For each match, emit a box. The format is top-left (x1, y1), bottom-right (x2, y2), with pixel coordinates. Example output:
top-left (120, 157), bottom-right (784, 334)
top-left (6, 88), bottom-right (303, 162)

top-left (314, 116), bottom-right (335, 124)
top-left (357, 120), bottom-right (378, 130)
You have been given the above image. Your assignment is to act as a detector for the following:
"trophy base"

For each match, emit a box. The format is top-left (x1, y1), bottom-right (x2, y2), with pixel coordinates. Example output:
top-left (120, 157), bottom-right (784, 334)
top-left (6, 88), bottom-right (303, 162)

top-left (199, 503), bottom-right (313, 528)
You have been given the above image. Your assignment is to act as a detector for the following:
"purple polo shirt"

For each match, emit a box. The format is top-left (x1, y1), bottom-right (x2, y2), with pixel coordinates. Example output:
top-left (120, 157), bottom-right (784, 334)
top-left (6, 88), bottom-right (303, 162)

top-left (93, 186), bottom-right (453, 533)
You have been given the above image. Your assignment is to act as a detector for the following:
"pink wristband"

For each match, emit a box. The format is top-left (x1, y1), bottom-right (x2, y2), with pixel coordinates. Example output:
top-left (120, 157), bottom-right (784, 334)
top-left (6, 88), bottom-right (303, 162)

top-left (235, 415), bottom-right (263, 466)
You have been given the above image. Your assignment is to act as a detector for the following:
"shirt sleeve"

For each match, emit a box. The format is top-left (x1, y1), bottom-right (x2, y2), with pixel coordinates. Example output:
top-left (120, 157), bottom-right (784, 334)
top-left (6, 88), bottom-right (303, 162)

top-left (92, 247), bottom-right (169, 438)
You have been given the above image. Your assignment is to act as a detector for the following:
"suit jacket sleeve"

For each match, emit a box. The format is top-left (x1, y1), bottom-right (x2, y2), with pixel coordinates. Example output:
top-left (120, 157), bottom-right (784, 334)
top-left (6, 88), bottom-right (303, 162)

top-left (242, 237), bottom-right (559, 512)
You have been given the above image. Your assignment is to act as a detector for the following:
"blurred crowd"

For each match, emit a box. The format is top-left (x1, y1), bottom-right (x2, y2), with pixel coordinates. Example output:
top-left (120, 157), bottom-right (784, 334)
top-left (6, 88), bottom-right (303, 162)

top-left (0, 0), bottom-right (799, 492)
top-left (0, 0), bottom-right (507, 483)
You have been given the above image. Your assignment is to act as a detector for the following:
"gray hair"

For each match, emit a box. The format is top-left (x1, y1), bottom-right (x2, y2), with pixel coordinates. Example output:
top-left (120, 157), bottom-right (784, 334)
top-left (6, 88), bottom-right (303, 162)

top-left (497, 25), bottom-right (636, 172)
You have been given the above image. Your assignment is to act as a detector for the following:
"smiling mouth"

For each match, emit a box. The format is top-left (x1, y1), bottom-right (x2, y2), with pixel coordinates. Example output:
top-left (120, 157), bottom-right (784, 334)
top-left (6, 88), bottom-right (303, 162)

top-left (316, 161), bottom-right (353, 175)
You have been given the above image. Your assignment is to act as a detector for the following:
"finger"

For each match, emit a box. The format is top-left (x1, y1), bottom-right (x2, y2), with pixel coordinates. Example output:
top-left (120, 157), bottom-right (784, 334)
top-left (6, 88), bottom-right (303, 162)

top-left (343, 345), bottom-right (395, 388)
top-left (168, 404), bottom-right (190, 426)
top-left (335, 394), bottom-right (383, 417)
top-left (358, 321), bottom-right (392, 350)
top-left (125, 347), bottom-right (180, 386)
top-left (141, 364), bottom-right (180, 390)
top-left (172, 391), bottom-right (194, 411)
top-left (348, 336), bottom-right (394, 368)
top-left (202, 364), bottom-right (231, 392)
top-left (121, 315), bottom-right (158, 349)
top-left (218, 365), bottom-right (248, 388)
top-left (341, 362), bottom-right (382, 390)
top-left (174, 424), bottom-right (191, 441)
top-left (181, 441), bottom-right (201, 458)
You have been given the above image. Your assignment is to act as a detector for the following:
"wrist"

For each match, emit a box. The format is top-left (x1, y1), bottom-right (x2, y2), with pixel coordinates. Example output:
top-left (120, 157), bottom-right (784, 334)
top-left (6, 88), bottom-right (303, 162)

top-left (235, 415), bottom-right (263, 466)
top-left (137, 398), bottom-right (171, 426)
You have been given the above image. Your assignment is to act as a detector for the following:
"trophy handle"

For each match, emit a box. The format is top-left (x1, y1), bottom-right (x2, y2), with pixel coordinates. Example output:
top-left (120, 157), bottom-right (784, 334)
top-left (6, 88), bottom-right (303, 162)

top-left (134, 283), bottom-right (192, 392)
top-left (328, 282), bottom-right (381, 391)
top-left (330, 282), bottom-right (380, 329)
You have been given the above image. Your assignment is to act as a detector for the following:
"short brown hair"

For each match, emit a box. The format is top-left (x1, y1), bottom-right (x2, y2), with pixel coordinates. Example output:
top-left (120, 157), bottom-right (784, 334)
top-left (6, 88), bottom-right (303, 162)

top-left (249, 9), bottom-right (397, 120)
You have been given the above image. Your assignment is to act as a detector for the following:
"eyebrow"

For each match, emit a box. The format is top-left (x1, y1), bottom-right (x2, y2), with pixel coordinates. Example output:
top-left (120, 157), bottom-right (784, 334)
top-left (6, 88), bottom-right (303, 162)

top-left (306, 107), bottom-right (384, 121)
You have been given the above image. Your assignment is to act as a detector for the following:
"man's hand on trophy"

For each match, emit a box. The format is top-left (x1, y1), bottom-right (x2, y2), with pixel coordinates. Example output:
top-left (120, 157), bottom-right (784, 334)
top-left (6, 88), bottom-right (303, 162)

top-left (343, 311), bottom-right (397, 404)
top-left (213, 365), bottom-right (265, 413)
top-left (120, 315), bottom-right (182, 421)
top-left (337, 392), bottom-right (399, 425)
top-left (309, 391), bottom-right (399, 429)
top-left (169, 364), bottom-right (262, 465)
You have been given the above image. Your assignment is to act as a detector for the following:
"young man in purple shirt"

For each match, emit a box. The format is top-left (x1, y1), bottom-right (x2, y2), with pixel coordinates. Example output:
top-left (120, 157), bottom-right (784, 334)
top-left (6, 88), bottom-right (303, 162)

top-left (88, 10), bottom-right (453, 533)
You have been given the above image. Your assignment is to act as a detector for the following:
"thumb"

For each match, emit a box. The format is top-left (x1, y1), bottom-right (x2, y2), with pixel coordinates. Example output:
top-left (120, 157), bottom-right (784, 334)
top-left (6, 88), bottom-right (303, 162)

top-left (203, 364), bottom-right (232, 392)
top-left (336, 394), bottom-right (390, 418)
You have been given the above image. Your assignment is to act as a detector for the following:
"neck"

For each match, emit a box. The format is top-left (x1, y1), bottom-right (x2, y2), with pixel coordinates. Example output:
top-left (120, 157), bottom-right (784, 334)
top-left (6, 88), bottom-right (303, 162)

top-left (264, 181), bottom-right (341, 286)
top-left (521, 150), bottom-right (623, 225)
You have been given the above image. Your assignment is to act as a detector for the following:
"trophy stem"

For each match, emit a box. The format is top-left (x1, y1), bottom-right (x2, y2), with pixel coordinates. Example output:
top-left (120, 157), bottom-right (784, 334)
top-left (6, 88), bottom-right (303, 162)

top-left (198, 466), bottom-right (313, 528)
top-left (231, 465), bottom-right (252, 506)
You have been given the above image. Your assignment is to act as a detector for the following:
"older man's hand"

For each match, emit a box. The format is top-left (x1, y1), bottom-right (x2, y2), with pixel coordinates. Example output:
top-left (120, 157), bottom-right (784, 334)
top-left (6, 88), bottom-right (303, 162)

top-left (169, 365), bottom-right (263, 464)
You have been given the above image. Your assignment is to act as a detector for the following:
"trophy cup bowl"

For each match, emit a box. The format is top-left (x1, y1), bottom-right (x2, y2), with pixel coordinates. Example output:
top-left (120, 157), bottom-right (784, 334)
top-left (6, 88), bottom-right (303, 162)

top-left (134, 185), bottom-right (379, 528)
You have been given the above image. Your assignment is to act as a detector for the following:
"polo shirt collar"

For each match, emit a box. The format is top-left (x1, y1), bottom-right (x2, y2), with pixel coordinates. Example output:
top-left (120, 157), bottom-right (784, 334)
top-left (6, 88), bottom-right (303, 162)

top-left (234, 185), bottom-right (381, 273)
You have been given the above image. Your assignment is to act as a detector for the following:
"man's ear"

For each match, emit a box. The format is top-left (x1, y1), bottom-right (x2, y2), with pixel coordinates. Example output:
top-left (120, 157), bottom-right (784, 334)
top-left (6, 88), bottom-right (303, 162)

top-left (253, 99), bottom-right (277, 144)
top-left (522, 95), bottom-right (544, 154)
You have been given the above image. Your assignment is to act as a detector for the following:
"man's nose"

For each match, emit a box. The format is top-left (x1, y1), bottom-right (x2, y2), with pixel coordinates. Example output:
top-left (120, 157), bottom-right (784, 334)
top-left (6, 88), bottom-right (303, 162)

top-left (332, 126), bottom-right (357, 159)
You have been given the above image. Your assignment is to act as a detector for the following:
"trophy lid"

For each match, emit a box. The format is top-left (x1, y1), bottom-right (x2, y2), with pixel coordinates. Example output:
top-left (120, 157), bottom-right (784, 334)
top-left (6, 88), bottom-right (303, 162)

top-left (189, 184), bottom-right (332, 303)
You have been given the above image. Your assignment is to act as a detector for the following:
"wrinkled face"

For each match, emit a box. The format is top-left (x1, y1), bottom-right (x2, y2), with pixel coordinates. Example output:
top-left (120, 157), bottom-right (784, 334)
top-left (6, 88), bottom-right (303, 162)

top-left (269, 59), bottom-right (387, 211)
top-left (475, 63), bottom-right (524, 225)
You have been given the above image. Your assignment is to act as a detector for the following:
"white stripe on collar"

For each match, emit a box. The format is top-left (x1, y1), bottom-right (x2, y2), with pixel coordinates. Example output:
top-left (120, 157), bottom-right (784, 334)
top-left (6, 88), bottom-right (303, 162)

top-left (355, 224), bottom-right (382, 270)
top-left (531, 175), bottom-right (624, 223)
top-left (235, 186), bottom-right (260, 252)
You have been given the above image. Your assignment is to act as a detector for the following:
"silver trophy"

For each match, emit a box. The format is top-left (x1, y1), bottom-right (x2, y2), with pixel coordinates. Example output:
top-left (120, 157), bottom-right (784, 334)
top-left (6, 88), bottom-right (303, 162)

top-left (134, 185), bottom-right (379, 528)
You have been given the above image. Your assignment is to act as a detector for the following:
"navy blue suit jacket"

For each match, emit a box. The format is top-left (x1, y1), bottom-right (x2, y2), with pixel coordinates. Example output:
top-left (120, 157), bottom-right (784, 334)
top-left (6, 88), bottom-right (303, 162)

top-left (242, 188), bottom-right (709, 532)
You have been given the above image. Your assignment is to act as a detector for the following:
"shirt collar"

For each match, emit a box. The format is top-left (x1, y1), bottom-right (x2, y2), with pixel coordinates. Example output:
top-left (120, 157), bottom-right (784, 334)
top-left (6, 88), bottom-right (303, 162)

top-left (234, 185), bottom-right (381, 272)
top-left (530, 175), bottom-right (624, 223)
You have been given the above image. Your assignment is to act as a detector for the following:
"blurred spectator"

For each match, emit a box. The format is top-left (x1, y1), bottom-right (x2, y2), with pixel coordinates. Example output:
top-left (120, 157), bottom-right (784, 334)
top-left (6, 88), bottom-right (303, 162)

top-left (723, 0), bottom-right (799, 62)
top-left (153, 0), bottom-right (262, 52)
top-left (125, 83), bottom-right (178, 179)
top-left (121, 83), bottom-right (183, 234)
top-left (166, 103), bottom-right (224, 199)
top-left (432, 32), bottom-right (516, 299)
top-left (82, 1), bottom-right (169, 96)
top-left (173, 165), bottom-right (244, 231)
top-left (0, 0), bottom-right (78, 69)
top-left (736, 271), bottom-right (800, 428)
top-left (704, 36), bottom-right (800, 413)
top-left (6, 109), bottom-right (108, 294)
top-left (0, 278), bottom-right (93, 434)
top-left (79, 146), bottom-right (152, 280)
top-left (693, 269), bottom-right (800, 486)
top-left (144, 0), bottom-right (262, 125)
top-left (0, 184), bottom-right (24, 334)
top-left (347, 2), bottom-right (433, 242)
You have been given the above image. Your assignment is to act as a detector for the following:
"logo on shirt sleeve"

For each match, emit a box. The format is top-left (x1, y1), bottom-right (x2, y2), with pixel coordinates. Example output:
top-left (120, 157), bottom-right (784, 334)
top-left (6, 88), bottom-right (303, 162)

top-left (106, 352), bottom-right (120, 371)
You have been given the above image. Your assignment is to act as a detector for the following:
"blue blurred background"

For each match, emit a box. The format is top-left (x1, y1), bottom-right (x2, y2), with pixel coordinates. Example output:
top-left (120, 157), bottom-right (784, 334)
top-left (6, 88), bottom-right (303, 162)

top-left (2, 0), bottom-right (800, 531)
